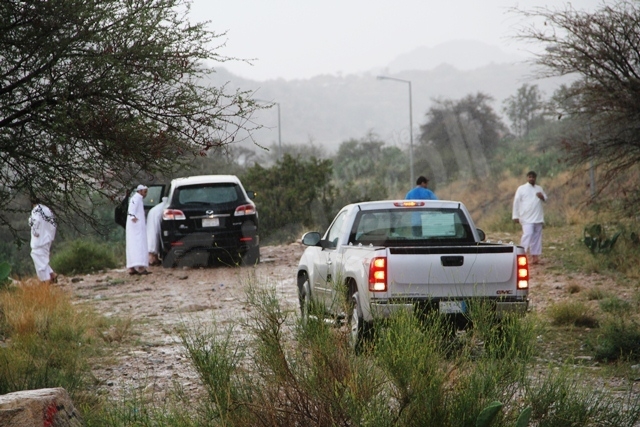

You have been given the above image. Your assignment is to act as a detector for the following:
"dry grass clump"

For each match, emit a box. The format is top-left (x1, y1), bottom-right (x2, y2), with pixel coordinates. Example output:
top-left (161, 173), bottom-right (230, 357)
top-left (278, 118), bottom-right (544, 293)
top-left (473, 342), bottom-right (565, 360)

top-left (547, 301), bottom-right (599, 328)
top-left (0, 280), bottom-right (113, 402)
top-left (0, 280), bottom-right (71, 336)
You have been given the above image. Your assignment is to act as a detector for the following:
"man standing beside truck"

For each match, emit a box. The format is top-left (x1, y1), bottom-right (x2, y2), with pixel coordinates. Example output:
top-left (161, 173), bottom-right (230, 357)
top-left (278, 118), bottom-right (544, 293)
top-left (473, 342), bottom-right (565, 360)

top-left (513, 171), bottom-right (547, 265)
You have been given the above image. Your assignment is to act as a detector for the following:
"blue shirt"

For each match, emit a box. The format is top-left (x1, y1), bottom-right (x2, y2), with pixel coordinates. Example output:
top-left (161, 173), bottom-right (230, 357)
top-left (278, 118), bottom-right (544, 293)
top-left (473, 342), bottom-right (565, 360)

top-left (405, 186), bottom-right (438, 200)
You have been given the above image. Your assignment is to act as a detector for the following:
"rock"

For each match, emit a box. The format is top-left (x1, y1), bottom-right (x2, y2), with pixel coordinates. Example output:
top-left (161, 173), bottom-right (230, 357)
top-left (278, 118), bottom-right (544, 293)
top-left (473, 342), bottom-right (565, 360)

top-left (0, 387), bottom-right (84, 427)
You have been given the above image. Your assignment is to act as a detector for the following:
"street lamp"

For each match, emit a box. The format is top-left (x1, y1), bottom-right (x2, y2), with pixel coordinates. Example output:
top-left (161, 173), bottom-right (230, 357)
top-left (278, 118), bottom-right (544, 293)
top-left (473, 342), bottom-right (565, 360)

top-left (377, 75), bottom-right (415, 187)
top-left (254, 99), bottom-right (282, 160)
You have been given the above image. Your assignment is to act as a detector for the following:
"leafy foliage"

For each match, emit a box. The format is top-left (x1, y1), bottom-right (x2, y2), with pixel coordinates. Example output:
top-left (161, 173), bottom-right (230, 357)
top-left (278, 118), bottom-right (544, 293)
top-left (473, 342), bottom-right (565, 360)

top-left (502, 84), bottom-right (547, 138)
top-left (51, 239), bottom-right (118, 275)
top-left (0, 0), bottom-right (261, 240)
top-left (416, 93), bottom-right (507, 183)
top-left (242, 154), bottom-right (336, 243)
top-left (333, 133), bottom-right (408, 194)
top-left (0, 262), bottom-right (10, 288)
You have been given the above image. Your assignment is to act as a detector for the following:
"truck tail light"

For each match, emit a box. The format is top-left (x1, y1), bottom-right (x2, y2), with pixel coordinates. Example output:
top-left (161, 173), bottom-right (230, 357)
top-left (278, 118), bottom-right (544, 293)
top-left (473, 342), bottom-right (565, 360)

top-left (163, 209), bottom-right (185, 220)
top-left (517, 255), bottom-right (529, 289)
top-left (235, 203), bottom-right (256, 216)
top-left (369, 256), bottom-right (387, 292)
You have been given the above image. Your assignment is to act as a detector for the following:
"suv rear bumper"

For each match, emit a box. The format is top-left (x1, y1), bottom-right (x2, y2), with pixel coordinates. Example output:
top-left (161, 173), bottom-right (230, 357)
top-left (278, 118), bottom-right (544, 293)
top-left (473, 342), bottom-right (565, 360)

top-left (161, 229), bottom-right (259, 266)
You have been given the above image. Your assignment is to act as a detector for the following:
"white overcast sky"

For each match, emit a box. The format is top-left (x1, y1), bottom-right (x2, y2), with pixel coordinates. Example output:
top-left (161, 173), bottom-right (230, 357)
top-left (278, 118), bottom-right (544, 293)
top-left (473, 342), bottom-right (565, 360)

top-left (188, 0), bottom-right (604, 81)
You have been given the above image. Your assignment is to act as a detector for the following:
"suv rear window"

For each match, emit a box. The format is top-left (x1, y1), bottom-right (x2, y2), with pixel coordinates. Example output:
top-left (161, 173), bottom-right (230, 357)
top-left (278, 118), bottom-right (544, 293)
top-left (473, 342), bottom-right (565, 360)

top-left (175, 184), bottom-right (241, 206)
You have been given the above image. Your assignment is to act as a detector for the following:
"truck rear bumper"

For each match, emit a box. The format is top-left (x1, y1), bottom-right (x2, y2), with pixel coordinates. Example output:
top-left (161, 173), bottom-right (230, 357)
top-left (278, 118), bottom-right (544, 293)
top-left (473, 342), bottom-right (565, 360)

top-left (368, 298), bottom-right (529, 321)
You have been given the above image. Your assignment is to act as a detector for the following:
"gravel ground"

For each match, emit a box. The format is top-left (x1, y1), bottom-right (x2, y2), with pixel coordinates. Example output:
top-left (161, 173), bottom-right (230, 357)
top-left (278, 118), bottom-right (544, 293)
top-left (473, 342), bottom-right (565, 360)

top-left (61, 236), bottom-right (624, 402)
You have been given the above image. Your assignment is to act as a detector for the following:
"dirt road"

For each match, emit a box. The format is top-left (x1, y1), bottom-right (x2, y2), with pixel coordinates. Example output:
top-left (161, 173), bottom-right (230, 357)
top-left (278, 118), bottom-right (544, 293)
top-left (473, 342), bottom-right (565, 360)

top-left (67, 243), bottom-right (306, 400)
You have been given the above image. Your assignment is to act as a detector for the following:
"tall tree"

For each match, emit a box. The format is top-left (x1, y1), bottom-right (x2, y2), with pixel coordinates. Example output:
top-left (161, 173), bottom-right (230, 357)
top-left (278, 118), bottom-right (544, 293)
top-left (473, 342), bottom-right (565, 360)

top-left (0, 0), bottom-right (260, 237)
top-left (502, 84), bottom-right (546, 137)
top-left (416, 93), bottom-right (506, 183)
top-left (516, 1), bottom-right (640, 210)
top-left (332, 133), bottom-right (406, 200)
top-left (242, 154), bottom-right (336, 242)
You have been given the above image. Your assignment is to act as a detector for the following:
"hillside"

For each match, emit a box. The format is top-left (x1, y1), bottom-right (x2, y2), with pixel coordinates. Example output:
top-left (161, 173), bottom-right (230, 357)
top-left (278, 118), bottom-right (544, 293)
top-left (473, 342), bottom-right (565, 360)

top-left (203, 41), bottom-right (574, 154)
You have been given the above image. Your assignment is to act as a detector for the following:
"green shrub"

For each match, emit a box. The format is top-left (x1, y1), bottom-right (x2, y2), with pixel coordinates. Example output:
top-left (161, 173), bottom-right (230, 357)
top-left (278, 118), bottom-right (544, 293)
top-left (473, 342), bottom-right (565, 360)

top-left (593, 318), bottom-right (640, 362)
top-left (51, 239), bottom-right (118, 275)
top-left (599, 296), bottom-right (632, 315)
top-left (547, 301), bottom-right (599, 328)
top-left (525, 368), bottom-right (640, 426)
top-left (585, 287), bottom-right (610, 301)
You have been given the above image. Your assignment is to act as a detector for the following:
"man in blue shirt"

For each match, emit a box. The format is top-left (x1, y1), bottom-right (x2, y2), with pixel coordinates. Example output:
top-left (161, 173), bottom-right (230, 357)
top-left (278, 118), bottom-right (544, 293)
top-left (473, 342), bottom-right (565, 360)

top-left (405, 176), bottom-right (437, 237)
top-left (405, 176), bottom-right (437, 200)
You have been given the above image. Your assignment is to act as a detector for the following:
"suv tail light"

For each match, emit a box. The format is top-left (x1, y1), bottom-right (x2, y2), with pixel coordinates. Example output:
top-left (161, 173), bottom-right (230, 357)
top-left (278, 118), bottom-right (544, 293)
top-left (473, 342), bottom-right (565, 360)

top-left (517, 255), bottom-right (529, 289)
top-left (163, 209), bottom-right (186, 221)
top-left (369, 256), bottom-right (387, 292)
top-left (234, 203), bottom-right (256, 216)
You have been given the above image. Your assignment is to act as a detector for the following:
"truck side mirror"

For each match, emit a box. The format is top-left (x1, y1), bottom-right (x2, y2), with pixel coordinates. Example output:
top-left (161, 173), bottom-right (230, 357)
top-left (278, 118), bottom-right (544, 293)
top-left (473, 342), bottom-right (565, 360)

top-left (476, 228), bottom-right (486, 241)
top-left (301, 231), bottom-right (321, 246)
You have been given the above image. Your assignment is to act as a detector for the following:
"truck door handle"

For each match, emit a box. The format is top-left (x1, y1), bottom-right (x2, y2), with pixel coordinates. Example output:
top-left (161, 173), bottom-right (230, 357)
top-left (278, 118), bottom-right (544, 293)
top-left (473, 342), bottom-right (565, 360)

top-left (441, 256), bottom-right (464, 267)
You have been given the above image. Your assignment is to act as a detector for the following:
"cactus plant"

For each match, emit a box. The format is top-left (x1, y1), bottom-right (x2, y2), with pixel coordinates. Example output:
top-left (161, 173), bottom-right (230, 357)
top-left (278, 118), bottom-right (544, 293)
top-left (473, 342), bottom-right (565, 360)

top-left (583, 224), bottom-right (621, 254)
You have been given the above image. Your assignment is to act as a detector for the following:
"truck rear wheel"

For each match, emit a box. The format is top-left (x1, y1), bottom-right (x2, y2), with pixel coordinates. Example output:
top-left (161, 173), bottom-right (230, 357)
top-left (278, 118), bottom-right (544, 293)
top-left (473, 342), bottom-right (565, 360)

top-left (349, 292), bottom-right (372, 354)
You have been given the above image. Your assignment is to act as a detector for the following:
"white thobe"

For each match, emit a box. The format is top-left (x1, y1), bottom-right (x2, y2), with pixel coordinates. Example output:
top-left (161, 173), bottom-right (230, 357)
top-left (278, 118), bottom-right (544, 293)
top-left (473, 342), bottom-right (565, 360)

top-left (146, 197), bottom-right (167, 255)
top-left (512, 183), bottom-right (547, 224)
top-left (29, 204), bottom-right (57, 281)
top-left (513, 183), bottom-right (547, 256)
top-left (126, 192), bottom-right (149, 269)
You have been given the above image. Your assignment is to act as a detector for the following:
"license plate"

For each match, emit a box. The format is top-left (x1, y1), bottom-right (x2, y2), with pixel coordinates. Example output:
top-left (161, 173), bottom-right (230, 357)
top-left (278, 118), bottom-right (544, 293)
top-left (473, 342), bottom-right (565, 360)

top-left (439, 300), bottom-right (466, 314)
top-left (202, 217), bottom-right (219, 227)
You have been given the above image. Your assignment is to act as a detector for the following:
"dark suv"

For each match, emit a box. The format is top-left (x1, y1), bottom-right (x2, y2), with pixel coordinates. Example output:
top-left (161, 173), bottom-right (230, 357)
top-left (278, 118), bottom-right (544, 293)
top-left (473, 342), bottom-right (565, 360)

top-left (158, 175), bottom-right (259, 267)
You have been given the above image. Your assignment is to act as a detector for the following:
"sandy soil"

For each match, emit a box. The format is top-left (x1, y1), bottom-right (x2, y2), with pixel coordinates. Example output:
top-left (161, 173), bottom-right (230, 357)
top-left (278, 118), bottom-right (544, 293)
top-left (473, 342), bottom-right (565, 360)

top-left (61, 235), bottom-right (621, 402)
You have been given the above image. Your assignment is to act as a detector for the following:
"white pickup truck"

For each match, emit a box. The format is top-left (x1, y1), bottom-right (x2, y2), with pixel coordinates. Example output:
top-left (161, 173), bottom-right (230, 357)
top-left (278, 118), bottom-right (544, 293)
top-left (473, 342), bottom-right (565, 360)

top-left (297, 199), bottom-right (530, 349)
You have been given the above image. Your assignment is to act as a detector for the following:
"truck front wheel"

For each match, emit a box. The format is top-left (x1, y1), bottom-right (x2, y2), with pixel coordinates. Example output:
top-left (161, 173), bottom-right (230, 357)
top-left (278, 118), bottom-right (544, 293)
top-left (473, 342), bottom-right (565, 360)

top-left (350, 292), bottom-right (372, 354)
top-left (298, 274), bottom-right (312, 324)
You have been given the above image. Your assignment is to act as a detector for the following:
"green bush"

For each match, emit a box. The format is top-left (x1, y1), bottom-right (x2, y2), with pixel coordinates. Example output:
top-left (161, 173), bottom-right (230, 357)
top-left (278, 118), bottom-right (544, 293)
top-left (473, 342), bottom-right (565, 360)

top-left (51, 239), bottom-right (118, 275)
top-left (592, 318), bottom-right (640, 362)
top-left (547, 301), bottom-right (599, 328)
top-left (599, 296), bottom-right (632, 315)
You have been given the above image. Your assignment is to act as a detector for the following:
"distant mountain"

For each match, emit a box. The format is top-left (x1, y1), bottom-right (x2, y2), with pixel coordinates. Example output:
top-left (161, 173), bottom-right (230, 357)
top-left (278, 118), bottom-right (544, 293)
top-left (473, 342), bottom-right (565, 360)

top-left (386, 40), bottom-right (526, 73)
top-left (205, 41), bottom-right (571, 155)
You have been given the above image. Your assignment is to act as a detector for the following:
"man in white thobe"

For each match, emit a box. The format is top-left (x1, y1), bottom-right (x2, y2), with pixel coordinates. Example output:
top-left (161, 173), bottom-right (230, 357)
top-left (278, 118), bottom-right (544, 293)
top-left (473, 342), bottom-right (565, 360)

top-left (29, 198), bottom-right (57, 283)
top-left (126, 184), bottom-right (151, 275)
top-left (512, 171), bottom-right (548, 265)
top-left (147, 196), bottom-right (167, 266)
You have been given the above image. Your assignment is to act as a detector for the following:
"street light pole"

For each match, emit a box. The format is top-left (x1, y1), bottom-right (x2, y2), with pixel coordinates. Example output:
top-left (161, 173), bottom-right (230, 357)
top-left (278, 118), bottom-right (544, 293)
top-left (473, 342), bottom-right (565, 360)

top-left (377, 75), bottom-right (415, 187)
top-left (254, 99), bottom-right (282, 160)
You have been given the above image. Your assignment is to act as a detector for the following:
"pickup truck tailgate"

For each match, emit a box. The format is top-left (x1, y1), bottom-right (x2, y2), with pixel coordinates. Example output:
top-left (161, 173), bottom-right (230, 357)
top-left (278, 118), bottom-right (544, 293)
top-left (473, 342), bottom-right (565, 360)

top-left (387, 246), bottom-right (516, 298)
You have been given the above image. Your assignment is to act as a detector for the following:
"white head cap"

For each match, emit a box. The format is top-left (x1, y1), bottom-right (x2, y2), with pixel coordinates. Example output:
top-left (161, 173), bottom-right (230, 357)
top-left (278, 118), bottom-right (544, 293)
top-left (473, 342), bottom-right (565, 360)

top-left (136, 184), bottom-right (148, 191)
